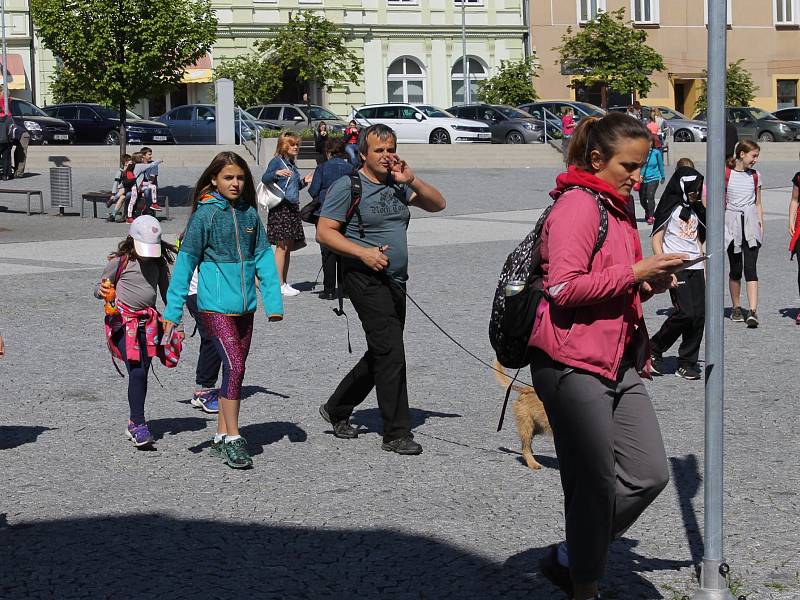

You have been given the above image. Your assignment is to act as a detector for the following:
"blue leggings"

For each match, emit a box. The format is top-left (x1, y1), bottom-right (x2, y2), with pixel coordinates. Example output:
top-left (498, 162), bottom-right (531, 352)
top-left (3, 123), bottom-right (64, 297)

top-left (113, 326), bottom-right (151, 425)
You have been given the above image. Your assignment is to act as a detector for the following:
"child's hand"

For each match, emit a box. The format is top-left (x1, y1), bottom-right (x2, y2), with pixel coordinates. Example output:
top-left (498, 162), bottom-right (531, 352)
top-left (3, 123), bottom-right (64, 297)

top-left (303, 173), bottom-right (313, 184)
top-left (99, 280), bottom-right (114, 299)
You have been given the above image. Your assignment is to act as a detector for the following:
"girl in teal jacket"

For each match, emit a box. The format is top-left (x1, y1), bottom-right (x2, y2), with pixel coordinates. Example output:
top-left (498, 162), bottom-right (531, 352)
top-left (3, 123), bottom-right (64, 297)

top-left (164, 151), bottom-right (283, 469)
top-left (638, 135), bottom-right (665, 224)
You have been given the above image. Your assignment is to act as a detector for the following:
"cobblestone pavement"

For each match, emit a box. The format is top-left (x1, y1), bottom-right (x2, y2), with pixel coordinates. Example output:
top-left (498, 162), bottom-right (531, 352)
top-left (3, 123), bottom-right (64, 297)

top-left (1, 164), bottom-right (798, 599)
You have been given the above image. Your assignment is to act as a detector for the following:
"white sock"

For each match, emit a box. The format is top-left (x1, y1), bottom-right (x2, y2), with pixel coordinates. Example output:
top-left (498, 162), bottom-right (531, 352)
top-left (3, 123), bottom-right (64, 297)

top-left (213, 433), bottom-right (225, 444)
top-left (557, 541), bottom-right (569, 568)
top-left (226, 434), bottom-right (241, 443)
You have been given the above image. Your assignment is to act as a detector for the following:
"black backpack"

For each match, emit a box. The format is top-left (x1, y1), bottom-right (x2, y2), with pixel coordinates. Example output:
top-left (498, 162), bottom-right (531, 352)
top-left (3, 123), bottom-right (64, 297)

top-left (489, 186), bottom-right (608, 369)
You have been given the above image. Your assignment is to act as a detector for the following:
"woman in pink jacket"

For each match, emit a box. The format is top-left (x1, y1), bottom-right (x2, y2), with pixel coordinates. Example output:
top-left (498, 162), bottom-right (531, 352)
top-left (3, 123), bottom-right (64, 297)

top-left (530, 113), bottom-right (687, 600)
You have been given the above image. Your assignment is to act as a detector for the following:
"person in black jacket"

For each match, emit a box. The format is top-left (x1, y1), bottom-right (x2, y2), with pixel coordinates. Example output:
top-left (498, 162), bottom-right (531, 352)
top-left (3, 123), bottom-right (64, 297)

top-left (313, 121), bottom-right (329, 165)
top-left (308, 137), bottom-right (354, 299)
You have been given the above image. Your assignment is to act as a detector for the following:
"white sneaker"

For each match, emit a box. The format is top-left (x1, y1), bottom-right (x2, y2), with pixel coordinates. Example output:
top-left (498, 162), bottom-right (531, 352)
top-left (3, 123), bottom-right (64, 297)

top-left (281, 283), bottom-right (300, 297)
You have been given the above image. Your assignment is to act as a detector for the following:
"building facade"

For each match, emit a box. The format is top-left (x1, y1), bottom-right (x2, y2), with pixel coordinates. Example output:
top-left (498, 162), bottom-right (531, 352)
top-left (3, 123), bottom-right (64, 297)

top-left (531, 0), bottom-right (800, 116)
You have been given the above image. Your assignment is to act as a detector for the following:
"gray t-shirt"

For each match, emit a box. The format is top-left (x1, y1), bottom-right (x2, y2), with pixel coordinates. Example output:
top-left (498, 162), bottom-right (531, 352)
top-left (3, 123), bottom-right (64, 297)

top-left (321, 172), bottom-right (414, 282)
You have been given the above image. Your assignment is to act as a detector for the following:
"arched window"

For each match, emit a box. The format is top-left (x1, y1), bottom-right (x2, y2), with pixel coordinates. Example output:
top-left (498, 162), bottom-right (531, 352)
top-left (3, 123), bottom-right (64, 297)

top-left (387, 57), bottom-right (426, 104)
top-left (451, 56), bottom-right (488, 104)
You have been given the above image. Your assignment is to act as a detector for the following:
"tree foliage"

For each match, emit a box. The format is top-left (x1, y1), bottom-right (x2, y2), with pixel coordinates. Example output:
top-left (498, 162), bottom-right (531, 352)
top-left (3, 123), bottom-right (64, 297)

top-left (30, 0), bottom-right (217, 153)
top-left (554, 8), bottom-right (664, 106)
top-left (213, 53), bottom-right (283, 108)
top-left (49, 64), bottom-right (106, 104)
top-left (258, 11), bottom-right (362, 95)
top-left (476, 57), bottom-right (538, 106)
top-left (694, 59), bottom-right (758, 114)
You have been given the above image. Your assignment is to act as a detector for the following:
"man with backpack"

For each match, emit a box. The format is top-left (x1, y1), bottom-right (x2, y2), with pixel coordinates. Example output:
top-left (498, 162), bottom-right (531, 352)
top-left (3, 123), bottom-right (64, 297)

top-left (315, 123), bottom-right (446, 455)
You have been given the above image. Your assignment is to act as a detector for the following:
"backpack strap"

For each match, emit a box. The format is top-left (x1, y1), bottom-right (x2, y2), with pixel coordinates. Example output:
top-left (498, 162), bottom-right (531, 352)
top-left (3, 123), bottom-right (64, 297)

top-left (113, 255), bottom-right (128, 285)
top-left (559, 185), bottom-right (608, 255)
top-left (344, 173), bottom-right (365, 239)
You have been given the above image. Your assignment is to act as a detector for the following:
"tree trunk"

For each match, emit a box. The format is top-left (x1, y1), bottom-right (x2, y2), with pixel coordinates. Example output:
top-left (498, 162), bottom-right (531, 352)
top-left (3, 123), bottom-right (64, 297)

top-left (600, 84), bottom-right (608, 110)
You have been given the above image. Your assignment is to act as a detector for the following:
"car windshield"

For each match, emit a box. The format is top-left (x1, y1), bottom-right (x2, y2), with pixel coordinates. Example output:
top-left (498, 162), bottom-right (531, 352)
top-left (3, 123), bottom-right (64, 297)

top-left (307, 106), bottom-right (340, 120)
top-left (416, 105), bottom-right (454, 118)
top-left (657, 108), bottom-right (690, 120)
top-left (748, 108), bottom-right (779, 120)
top-left (495, 106), bottom-right (532, 119)
top-left (94, 107), bottom-right (141, 120)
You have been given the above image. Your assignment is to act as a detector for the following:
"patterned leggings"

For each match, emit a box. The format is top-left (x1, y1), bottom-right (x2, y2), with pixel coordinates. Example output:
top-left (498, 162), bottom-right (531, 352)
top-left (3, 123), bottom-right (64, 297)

top-left (198, 312), bottom-right (254, 401)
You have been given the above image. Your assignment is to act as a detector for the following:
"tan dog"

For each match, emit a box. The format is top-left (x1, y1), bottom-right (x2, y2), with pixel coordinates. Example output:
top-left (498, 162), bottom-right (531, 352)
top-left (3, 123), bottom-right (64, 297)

top-left (494, 360), bottom-right (552, 470)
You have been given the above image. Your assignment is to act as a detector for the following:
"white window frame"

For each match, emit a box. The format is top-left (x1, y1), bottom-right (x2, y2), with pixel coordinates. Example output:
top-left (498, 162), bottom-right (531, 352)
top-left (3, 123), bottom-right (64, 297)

top-left (387, 0), bottom-right (418, 4)
top-left (454, 0), bottom-right (484, 5)
top-left (631, 0), bottom-right (659, 24)
top-left (577, 0), bottom-right (606, 24)
top-left (387, 57), bottom-right (427, 104)
top-left (451, 56), bottom-right (489, 105)
top-left (774, 0), bottom-right (799, 24)
top-left (704, 0), bottom-right (733, 25)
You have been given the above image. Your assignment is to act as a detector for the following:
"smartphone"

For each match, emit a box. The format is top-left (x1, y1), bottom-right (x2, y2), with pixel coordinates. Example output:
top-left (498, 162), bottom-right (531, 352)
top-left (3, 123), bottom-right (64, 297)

top-left (680, 254), bottom-right (709, 269)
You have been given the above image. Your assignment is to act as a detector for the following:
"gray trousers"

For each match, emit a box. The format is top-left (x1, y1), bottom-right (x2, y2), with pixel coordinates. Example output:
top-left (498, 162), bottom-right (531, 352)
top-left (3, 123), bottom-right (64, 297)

top-left (530, 349), bottom-right (669, 583)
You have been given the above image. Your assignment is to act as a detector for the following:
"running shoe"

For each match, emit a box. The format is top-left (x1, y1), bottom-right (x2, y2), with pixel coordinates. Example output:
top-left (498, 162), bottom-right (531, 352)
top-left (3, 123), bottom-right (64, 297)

top-left (126, 421), bottom-right (154, 448)
top-left (746, 310), bottom-right (759, 329)
top-left (795, 311), bottom-right (800, 325)
top-left (675, 365), bottom-right (702, 380)
top-left (191, 388), bottom-right (219, 414)
top-left (650, 349), bottom-right (664, 375)
top-left (126, 217), bottom-right (134, 224)
top-left (150, 202), bottom-right (163, 212)
top-left (281, 283), bottom-right (300, 297)
top-left (210, 437), bottom-right (225, 458)
top-left (730, 307), bottom-right (744, 322)
top-left (222, 436), bottom-right (253, 469)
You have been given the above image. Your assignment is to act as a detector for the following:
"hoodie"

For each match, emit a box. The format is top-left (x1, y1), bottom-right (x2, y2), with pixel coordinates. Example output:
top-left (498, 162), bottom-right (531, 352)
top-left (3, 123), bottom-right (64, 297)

top-left (651, 166), bottom-right (706, 242)
top-left (164, 192), bottom-right (283, 324)
top-left (529, 167), bottom-right (651, 381)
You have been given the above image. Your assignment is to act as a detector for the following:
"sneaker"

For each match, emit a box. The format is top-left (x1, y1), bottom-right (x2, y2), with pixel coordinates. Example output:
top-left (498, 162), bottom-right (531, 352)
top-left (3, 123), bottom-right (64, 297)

top-left (746, 310), bottom-right (759, 328)
top-left (281, 283), bottom-right (300, 297)
top-left (646, 216), bottom-right (655, 225)
top-left (126, 217), bottom-right (134, 224)
top-left (319, 290), bottom-right (336, 301)
top-left (381, 436), bottom-right (423, 455)
top-left (114, 213), bottom-right (126, 223)
top-left (191, 388), bottom-right (219, 414)
top-left (210, 437), bottom-right (225, 458)
top-left (730, 307), bottom-right (744, 322)
top-left (222, 436), bottom-right (253, 469)
top-left (126, 421), bottom-right (154, 448)
top-left (538, 544), bottom-right (573, 597)
top-left (319, 404), bottom-right (358, 439)
top-left (107, 213), bottom-right (116, 222)
top-left (795, 311), bottom-right (800, 325)
top-left (650, 349), bottom-right (664, 375)
top-left (675, 365), bottom-right (702, 380)
top-left (150, 202), bottom-right (163, 212)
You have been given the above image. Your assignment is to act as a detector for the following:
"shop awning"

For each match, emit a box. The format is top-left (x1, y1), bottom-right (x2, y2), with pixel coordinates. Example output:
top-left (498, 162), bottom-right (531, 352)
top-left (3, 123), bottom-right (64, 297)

top-left (0, 54), bottom-right (26, 90)
top-left (181, 54), bottom-right (212, 84)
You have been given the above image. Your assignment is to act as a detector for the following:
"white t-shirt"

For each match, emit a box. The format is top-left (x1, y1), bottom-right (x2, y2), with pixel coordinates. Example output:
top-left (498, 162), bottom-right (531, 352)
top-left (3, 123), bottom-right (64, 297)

top-left (662, 206), bottom-right (703, 269)
top-left (188, 269), bottom-right (198, 296)
top-left (726, 169), bottom-right (761, 209)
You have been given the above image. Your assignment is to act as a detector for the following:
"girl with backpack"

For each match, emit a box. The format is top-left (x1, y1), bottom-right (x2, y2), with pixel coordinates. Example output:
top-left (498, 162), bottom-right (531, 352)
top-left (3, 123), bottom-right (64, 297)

top-left (94, 215), bottom-right (177, 449)
top-left (638, 134), bottom-right (665, 225)
top-left (529, 113), bottom-right (687, 600)
top-left (162, 151), bottom-right (283, 469)
top-left (788, 159), bottom-right (800, 324)
top-left (725, 139), bottom-right (763, 328)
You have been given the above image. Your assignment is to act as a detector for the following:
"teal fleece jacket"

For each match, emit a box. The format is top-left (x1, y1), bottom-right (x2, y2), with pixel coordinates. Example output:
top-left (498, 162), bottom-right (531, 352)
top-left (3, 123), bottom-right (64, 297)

top-left (164, 193), bottom-right (283, 324)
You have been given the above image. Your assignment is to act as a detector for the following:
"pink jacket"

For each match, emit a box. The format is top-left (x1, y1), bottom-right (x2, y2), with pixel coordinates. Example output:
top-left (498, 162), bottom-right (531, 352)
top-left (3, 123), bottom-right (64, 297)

top-left (529, 169), bottom-right (651, 381)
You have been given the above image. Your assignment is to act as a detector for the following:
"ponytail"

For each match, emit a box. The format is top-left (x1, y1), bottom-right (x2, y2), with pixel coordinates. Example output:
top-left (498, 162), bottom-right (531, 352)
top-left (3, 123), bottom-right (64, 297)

top-left (567, 112), bottom-right (651, 171)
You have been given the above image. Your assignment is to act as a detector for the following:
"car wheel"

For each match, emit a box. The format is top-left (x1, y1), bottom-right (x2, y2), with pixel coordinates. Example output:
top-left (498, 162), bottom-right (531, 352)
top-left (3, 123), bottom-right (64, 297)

top-left (104, 130), bottom-right (121, 145)
top-left (758, 131), bottom-right (774, 142)
top-left (673, 129), bottom-right (694, 143)
top-left (429, 128), bottom-right (451, 144)
top-left (506, 131), bottom-right (525, 144)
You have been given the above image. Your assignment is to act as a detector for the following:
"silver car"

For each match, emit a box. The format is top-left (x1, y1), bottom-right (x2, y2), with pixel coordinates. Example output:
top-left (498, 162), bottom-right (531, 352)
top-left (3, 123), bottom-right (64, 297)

top-left (610, 105), bottom-right (707, 142)
top-left (246, 104), bottom-right (347, 133)
top-left (447, 103), bottom-right (544, 143)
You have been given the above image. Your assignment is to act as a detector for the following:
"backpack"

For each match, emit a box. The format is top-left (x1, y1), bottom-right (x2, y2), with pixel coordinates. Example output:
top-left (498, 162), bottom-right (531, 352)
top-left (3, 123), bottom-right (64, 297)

top-left (489, 186), bottom-right (608, 369)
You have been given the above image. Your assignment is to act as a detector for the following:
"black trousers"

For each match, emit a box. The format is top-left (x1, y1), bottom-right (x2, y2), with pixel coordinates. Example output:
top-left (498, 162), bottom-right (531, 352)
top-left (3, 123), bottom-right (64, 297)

top-left (321, 246), bottom-right (337, 293)
top-left (186, 294), bottom-right (221, 389)
top-left (650, 269), bottom-right (705, 367)
top-left (638, 180), bottom-right (659, 219)
top-left (326, 267), bottom-right (411, 442)
top-left (0, 142), bottom-right (12, 178)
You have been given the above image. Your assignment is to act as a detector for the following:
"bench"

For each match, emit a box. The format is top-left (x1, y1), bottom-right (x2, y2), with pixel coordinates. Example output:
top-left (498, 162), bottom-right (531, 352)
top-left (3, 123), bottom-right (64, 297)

top-left (0, 188), bottom-right (44, 216)
top-left (81, 191), bottom-right (170, 220)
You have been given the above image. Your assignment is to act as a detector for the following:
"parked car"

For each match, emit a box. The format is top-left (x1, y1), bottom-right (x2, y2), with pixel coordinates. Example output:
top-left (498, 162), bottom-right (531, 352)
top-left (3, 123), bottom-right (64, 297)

top-left (9, 98), bottom-right (74, 145)
top-left (608, 105), bottom-right (707, 142)
top-left (519, 101), bottom-right (606, 137)
top-left (771, 107), bottom-right (800, 129)
top-left (349, 103), bottom-right (490, 144)
top-left (693, 107), bottom-right (800, 142)
top-left (43, 103), bottom-right (173, 145)
top-left (246, 103), bottom-right (346, 133)
top-left (155, 105), bottom-right (277, 144)
top-left (447, 103), bottom-right (544, 144)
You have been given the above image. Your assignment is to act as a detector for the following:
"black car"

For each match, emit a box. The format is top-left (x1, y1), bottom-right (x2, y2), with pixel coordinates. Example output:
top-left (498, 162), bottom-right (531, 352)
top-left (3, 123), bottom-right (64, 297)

top-left (8, 98), bottom-right (74, 145)
top-left (43, 103), bottom-right (174, 145)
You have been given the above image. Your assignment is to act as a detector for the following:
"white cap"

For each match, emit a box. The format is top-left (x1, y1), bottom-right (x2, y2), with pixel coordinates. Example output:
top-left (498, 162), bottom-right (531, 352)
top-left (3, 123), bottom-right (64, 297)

top-left (129, 215), bottom-right (162, 258)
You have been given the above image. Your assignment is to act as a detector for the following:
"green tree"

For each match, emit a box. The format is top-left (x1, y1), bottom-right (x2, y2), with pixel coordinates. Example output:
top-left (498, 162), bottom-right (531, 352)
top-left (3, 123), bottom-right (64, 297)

top-left (694, 59), bottom-right (758, 114)
top-left (49, 64), bottom-right (106, 104)
top-left (554, 8), bottom-right (665, 108)
top-left (213, 53), bottom-right (283, 109)
top-left (476, 57), bottom-right (538, 106)
top-left (258, 10), bottom-right (362, 124)
top-left (30, 0), bottom-right (217, 157)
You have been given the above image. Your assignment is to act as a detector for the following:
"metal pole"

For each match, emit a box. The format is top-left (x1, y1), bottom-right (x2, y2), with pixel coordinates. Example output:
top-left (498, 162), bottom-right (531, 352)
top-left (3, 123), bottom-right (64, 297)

top-left (461, 2), bottom-right (469, 104)
top-left (694, 0), bottom-right (734, 597)
top-left (1, 0), bottom-right (9, 113)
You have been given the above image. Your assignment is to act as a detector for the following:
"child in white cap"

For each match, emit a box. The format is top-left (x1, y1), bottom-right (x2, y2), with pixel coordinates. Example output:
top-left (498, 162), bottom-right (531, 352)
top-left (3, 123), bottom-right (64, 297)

top-left (95, 215), bottom-right (177, 449)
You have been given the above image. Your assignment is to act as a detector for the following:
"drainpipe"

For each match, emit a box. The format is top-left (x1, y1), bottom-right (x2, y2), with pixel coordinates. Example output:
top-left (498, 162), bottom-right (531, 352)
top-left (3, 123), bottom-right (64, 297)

top-left (27, 7), bottom-right (36, 102)
top-left (522, 0), bottom-right (531, 59)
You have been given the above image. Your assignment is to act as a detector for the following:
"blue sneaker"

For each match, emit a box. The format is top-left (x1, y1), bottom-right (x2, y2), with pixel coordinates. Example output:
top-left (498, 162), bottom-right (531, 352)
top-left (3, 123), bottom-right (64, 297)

top-left (191, 388), bottom-right (219, 414)
top-left (126, 421), bottom-right (154, 448)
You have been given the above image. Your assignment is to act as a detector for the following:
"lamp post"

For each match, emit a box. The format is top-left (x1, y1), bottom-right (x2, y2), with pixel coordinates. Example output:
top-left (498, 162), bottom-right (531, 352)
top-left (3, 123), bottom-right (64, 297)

top-left (1, 0), bottom-right (9, 115)
top-left (461, 1), bottom-right (469, 104)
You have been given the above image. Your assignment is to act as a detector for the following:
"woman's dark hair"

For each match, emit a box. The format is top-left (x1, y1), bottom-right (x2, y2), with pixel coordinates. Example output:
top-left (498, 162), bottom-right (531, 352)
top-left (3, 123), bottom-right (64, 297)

top-left (190, 151), bottom-right (256, 216)
top-left (109, 236), bottom-right (176, 265)
top-left (317, 121), bottom-right (327, 133)
top-left (726, 138), bottom-right (760, 168)
top-left (566, 112), bottom-right (651, 171)
top-left (325, 136), bottom-right (347, 158)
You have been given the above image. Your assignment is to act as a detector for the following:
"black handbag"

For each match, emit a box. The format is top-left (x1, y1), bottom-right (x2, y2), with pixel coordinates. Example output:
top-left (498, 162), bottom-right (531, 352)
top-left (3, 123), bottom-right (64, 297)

top-left (299, 199), bottom-right (320, 224)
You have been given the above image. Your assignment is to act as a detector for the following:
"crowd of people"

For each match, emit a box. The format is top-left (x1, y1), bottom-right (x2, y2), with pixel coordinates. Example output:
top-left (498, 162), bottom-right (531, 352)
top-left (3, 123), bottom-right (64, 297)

top-left (0, 111), bottom-right (778, 600)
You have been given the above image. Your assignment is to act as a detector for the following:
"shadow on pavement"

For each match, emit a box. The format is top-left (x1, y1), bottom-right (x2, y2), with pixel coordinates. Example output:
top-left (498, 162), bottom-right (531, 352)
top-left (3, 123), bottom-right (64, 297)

top-left (0, 425), bottom-right (54, 450)
top-left (148, 416), bottom-right (211, 441)
top-left (497, 446), bottom-right (559, 470)
top-left (779, 307), bottom-right (800, 321)
top-left (186, 421), bottom-right (307, 456)
top-left (159, 184), bottom-right (194, 208)
top-left (241, 385), bottom-right (290, 400)
top-left (0, 513), bottom-right (574, 599)
top-left (350, 407), bottom-right (462, 433)
top-left (669, 454), bottom-right (704, 570)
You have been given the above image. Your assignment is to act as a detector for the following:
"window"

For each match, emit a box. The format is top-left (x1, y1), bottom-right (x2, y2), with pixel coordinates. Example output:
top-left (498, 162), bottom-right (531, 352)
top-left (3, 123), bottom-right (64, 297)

top-left (777, 79), bottom-right (798, 109)
top-left (355, 107), bottom-right (376, 119)
top-left (398, 107), bottom-right (419, 119)
top-left (54, 106), bottom-right (77, 120)
top-left (387, 0), bottom-right (417, 4)
top-left (283, 106), bottom-right (303, 121)
top-left (169, 106), bottom-right (193, 121)
top-left (454, 0), bottom-right (483, 4)
top-left (197, 106), bottom-right (215, 121)
top-left (77, 107), bottom-right (98, 120)
top-left (387, 57), bottom-right (425, 104)
top-left (376, 106), bottom-right (399, 118)
top-left (451, 56), bottom-right (487, 104)
top-left (577, 0), bottom-right (605, 23)
top-left (631, 0), bottom-right (659, 24)
top-left (775, 0), bottom-right (799, 24)
top-left (260, 106), bottom-right (281, 120)
top-left (11, 100), bottom-right (47, 117)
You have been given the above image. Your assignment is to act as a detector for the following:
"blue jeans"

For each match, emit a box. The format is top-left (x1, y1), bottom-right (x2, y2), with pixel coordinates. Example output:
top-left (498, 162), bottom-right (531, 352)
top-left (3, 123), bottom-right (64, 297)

top-left (345, 144), bottom-right (359, 167)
